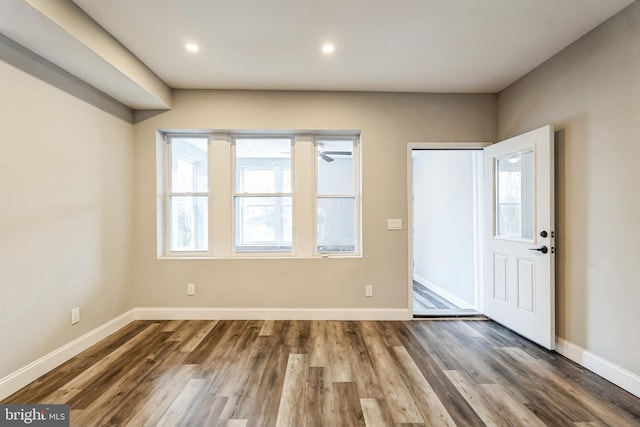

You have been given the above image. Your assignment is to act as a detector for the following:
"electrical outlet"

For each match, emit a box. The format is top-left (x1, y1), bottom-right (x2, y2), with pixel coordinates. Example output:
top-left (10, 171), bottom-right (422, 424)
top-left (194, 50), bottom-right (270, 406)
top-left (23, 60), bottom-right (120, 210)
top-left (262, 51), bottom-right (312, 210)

top-left (187, 283), bottom-right (195, 296)
top-left (71, 307), bottom-right (80, 325)
top-left (365, 285), bottom-right (373, 297)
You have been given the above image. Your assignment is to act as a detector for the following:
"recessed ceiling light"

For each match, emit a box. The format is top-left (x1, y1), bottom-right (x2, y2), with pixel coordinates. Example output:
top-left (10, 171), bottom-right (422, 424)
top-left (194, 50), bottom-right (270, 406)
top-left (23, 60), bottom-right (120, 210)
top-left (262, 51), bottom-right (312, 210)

top-left (185, 43), bottom-right (200, 53)
top-left (322, 43), bottom-right (335, 54)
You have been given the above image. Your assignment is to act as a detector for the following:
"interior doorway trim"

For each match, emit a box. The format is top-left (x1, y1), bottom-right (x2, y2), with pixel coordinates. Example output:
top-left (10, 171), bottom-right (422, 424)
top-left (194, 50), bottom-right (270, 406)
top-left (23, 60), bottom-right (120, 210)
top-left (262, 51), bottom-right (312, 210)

top-left (407, 142), bottom-right (491, 317)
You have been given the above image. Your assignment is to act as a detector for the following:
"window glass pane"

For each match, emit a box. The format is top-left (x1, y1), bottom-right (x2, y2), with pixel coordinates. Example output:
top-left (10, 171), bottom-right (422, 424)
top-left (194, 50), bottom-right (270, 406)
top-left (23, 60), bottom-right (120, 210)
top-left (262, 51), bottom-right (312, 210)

top-left (170, 195), bottom-right (208, 251)
top-left (236, 138), bottom-right (291, 193)
top-left (171, 137), bottom-right (208, 192)
top-left (317, 197), bottom-right (356, 252)
top-left (235, 196), bottom-right (292, 252)
top-left (496, 150), bottom-right (534, 239)
top-left (317, 140), bottom-right (354, 194)
top-left (243, 169), bottom-right (276, 193)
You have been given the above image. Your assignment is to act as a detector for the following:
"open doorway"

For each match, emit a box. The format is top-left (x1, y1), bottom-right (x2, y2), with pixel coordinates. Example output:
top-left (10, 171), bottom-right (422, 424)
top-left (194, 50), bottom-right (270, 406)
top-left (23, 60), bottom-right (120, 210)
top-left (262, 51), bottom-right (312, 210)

top-left (409, 145), bottom-right (485, 317)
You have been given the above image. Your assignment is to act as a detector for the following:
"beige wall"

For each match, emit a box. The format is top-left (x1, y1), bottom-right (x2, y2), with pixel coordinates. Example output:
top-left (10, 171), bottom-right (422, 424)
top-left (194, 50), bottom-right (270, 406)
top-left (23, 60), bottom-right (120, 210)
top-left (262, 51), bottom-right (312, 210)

top-left (499, 1), bottom-right (640, 375)
top-left (131, 90), bottom-right (497, 309)
top-left (0, 60), bottom-right (134, 378)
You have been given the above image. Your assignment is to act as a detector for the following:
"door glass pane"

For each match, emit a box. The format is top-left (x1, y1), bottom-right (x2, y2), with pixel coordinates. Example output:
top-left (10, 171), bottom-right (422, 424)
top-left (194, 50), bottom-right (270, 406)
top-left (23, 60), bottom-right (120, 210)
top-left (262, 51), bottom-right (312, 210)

top-left (317, 197), bottom-right (356, 252)
top-left (496, 150), bottom-right (534, 239)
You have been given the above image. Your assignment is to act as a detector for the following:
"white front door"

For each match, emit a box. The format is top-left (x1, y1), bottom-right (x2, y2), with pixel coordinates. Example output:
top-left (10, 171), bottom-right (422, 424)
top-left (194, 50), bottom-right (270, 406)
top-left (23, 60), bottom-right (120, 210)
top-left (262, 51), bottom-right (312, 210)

top-left (483, 125), bottom-right (555, 349)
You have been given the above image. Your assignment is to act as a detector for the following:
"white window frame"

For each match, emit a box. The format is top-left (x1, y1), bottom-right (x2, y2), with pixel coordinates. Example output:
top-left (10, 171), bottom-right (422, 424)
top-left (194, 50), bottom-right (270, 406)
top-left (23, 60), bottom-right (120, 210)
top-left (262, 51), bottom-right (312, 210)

top-left (163, 133), bottom-right (212, 257)
top-left (158, 130), bottom-right (361, 259)
top-left (314, 136), bottom-right (361, 256)
top-left (231, 136), bottom-right (294, 255)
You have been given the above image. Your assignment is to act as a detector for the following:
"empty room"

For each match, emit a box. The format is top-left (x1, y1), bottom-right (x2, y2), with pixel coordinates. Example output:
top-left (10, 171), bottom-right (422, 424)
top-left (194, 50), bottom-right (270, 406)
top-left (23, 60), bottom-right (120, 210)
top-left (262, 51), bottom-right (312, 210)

top-left (1, 0), bottom-right (640, 425)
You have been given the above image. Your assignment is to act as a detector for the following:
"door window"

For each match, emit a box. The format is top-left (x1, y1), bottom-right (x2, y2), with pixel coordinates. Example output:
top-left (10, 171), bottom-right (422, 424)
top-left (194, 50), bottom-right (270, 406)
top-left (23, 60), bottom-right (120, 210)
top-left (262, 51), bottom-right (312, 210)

top-left (496, 149), bottom-right (534, 240)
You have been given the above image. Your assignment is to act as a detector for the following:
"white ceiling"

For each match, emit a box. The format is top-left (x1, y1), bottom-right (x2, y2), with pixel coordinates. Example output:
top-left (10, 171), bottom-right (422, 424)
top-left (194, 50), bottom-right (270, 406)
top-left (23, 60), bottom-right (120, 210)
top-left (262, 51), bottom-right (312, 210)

top-left (1, 0), bottom-right (635, 108)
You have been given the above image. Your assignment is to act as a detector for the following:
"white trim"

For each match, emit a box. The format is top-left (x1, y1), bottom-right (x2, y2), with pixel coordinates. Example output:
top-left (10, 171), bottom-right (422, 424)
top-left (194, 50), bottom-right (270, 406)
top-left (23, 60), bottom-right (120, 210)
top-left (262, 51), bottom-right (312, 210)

top-left (406, 142), bottom-right (491, 317)
top-left (413, 275), bottom-right (475, 310)
top-left (555, 337), bottom-right (640, 398)
top-left (134, 307), bottom-right (410, 321)
top-left (0, 309), bottom-right (136, 400)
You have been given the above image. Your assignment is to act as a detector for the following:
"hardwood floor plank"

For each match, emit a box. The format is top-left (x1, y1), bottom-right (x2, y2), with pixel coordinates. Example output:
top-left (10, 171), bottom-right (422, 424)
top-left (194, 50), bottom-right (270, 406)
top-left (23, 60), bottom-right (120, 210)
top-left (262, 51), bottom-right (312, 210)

top-left (482, 345), bottom-right (588, 425)
top-left (479, 382), bottom-right (547, 426)
top-left (392, 322), bottom-right (486, 426)
top-left (445, 369), bottom-right (509, 426)
top-left (275, 353), bottom-right (308, 427)
top-left (320, 364), bottom-right (337, 427)
top-left (327, 321), bottom-right (355, 383)
top-left (501, 346), bottom-right (640, 426)
top-left (332, 382), bottom-right (365, 427)
top-left (284, 320), bottom-right (312, 354)
top-left (69, 354), bottom-right (168, 425)
top-left (390, 346), bottom-right (456, 426)
top-left (183, 319), bottom-right (235, 365)
top-left (155, 378), bottom-right (208, 427)
top-left (345, 322), bottom-right (384, 399)
top-left (371, 321), bottom-right (404, 347)
top-left (167, 319), bottom-right (203, 342)
top-left (306, 366), bottom-right (327, 426)
top-left (361, 326), bottom-right (424, 424)
top-left (3, 321), bottom-right (152, 404)
top-left (107, 343), bottom-right (190, 425)
top-left (259, 320), bottom-right (276, 336)
top-left (360, 398), bottom-right (395, 427)
top-left (123, 364), bottom-right (201, 427)
top-left (58, 323), bottom-right (161, 395)
top-left (180, 320), bottom-right (219, 352)
top-left (309, 320), bottom-right (330, 368)
top-left (161, 319), bottom-right (185, 332)
top-left (68, 325), bottom-right (173, 409)
top-left (246, 342), bottom-right (290, 427)
top-left (193, 395), bottom-right (229, 427)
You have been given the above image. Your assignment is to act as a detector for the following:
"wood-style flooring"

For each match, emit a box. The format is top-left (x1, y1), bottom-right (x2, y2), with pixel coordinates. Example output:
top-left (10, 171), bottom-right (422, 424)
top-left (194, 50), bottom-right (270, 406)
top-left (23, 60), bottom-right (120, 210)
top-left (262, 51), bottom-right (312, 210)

top-left (4, 319), bottom-right (640, 426)
top-left (413, 281), bottom-right (479, 317)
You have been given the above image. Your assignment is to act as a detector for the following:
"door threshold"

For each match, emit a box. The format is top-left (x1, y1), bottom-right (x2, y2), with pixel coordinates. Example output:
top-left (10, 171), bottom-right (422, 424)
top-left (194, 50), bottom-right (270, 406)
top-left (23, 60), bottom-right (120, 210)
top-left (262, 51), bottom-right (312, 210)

top-left (413, 315), bottom-right (488, 320)
top-left (413, 309), bottom-right (485, 319)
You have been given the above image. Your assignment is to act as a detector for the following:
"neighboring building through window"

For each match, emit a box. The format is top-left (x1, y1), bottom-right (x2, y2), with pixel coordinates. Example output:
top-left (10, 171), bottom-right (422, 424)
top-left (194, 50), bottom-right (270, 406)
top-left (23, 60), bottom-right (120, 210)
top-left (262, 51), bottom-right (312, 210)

top-left (159, 131), bottom-right (360, 258)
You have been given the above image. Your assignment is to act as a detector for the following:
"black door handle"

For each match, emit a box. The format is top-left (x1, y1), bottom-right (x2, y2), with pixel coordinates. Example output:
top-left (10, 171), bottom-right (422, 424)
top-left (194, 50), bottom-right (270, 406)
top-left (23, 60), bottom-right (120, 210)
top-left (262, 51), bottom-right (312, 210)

top-left (529, 246), bottom-right (548, 254)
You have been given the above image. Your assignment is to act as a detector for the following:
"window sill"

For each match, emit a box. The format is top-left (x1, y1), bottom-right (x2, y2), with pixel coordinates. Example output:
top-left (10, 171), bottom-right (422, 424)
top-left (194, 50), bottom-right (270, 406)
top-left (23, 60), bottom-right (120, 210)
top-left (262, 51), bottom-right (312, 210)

top-left (157, 254), bottom-right (363, 260)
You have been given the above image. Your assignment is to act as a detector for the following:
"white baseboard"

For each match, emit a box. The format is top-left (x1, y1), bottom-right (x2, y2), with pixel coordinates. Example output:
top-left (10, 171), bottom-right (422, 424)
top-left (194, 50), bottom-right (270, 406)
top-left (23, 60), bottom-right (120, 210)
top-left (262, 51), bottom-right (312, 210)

top-left (134, 307), bottom-right (410, 321)
top-left (0, 309), bottom-right (136, 401)
top-left (556, 337), bottom-right (640, 398)
top-left (413, 275), bottom-right (475, 310)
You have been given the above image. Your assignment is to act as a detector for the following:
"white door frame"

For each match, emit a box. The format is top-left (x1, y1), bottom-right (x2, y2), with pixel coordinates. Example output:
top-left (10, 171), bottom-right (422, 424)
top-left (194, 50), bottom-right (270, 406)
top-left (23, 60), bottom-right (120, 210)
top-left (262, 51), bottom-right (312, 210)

top-left (406, 142), bottom-right (490, 317)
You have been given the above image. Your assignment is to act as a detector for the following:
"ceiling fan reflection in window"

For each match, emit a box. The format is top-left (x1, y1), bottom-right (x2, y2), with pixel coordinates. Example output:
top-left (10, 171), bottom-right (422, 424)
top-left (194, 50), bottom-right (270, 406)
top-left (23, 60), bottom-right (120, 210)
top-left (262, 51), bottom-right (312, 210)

top-left (318, 144), bottom-right (352, 162)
